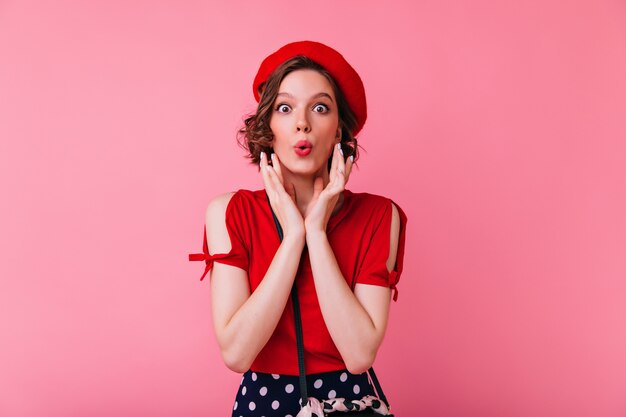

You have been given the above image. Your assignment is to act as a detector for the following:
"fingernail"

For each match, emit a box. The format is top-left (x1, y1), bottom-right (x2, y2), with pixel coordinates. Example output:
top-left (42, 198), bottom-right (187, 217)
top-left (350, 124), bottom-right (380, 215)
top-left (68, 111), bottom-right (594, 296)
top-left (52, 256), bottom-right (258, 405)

top-left (350, 155), bottom-right (354, 162)
top-left (337, 143), bottom-right (344, 156)
top-left (260, 151), bottom-right (265, 160)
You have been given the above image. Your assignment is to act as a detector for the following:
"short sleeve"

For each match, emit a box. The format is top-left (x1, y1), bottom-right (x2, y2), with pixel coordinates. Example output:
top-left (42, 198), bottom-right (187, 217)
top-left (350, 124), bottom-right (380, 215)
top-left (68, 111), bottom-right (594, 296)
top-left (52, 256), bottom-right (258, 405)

top-left (188, 192), bottom-right (250, 281)
top-left (355, 198), bottom-right (408, 301)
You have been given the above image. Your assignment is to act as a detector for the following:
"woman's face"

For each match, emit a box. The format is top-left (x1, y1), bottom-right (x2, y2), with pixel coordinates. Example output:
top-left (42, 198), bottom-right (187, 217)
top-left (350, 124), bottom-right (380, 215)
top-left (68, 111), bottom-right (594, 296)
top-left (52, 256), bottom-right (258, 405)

top-left (269, 69), bottom-right (341, 177)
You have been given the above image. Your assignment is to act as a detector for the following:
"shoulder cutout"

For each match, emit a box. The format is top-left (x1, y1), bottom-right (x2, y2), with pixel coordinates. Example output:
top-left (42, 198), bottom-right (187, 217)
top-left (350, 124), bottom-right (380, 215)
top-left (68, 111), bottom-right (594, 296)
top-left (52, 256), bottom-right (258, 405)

top-left (205, 192), bottom-right (236, 255)
top-left (386, 202), bottom-right (401, 274)
top-left (188, 191), bottom-right (250, 280)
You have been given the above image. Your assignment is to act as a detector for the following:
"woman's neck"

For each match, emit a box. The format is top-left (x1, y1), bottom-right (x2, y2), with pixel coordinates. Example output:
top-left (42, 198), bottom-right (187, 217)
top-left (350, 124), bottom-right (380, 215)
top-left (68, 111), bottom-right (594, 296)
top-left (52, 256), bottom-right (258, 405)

top-left (282, 166), bottom-right (343, 217)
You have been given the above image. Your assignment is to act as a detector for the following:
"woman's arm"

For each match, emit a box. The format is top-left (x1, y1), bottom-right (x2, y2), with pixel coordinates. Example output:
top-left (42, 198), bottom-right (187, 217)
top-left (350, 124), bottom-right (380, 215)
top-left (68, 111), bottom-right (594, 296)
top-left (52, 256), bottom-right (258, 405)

top-left (206, 192), bottom-right (306, 373)
top-left (306, 201), bottom-right (401, 374)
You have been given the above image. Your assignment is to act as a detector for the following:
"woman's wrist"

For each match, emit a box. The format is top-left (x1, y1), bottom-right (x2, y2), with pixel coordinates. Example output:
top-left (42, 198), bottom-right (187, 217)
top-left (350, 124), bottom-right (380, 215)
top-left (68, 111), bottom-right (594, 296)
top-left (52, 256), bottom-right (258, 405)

top-left (281, 230), bottom-right (306, 247)
top-left (305, 228), bottom-right (327, 243)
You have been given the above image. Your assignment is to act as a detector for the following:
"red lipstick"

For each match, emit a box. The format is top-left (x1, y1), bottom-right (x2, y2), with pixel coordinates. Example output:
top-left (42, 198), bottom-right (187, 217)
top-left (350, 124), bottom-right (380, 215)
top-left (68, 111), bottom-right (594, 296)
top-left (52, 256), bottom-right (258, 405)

top-left (294, 140), bottom-right (312, 157)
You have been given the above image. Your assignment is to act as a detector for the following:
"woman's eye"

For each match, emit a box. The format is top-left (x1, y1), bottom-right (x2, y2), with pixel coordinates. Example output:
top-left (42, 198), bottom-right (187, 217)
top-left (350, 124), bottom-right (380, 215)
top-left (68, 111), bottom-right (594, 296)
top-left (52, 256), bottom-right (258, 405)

top-left (313, 104), bottom-right (329, 113)
top-left (276, 104), bottom-right (291, 113)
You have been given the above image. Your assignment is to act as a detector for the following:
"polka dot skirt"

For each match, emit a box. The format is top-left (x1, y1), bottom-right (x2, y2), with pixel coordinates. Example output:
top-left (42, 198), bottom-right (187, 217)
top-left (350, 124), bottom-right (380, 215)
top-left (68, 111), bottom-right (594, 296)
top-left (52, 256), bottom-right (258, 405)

top-left (231, 368), bottom-right (375, 417)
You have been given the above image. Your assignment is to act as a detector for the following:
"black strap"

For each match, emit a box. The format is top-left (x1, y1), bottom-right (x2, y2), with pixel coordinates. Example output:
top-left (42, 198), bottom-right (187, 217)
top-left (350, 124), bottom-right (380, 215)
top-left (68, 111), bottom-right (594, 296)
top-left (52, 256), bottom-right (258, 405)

top-left (266, 191), bottom-right (390, 410)
top-left (266, 193), bottom-right (308, 406)
top-left (291, 282), bottom-right (309, 406)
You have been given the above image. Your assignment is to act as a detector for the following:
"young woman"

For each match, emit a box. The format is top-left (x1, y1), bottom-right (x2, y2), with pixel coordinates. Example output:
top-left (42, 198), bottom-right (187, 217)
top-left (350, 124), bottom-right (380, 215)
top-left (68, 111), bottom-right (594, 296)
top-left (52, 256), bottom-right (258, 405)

top-left (189, 40), bottom-right (408, 417)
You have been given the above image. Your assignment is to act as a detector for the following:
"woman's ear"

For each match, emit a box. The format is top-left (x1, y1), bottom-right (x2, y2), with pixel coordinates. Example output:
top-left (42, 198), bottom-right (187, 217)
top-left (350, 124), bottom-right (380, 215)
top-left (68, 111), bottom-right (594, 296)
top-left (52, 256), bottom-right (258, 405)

top-left (336, 128), bottom-right (342, 140)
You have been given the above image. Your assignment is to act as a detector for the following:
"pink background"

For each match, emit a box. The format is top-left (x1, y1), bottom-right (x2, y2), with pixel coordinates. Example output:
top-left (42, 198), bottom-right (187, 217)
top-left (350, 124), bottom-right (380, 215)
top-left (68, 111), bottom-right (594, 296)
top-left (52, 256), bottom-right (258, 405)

top-left (1, 1), bottom-right (625, 416)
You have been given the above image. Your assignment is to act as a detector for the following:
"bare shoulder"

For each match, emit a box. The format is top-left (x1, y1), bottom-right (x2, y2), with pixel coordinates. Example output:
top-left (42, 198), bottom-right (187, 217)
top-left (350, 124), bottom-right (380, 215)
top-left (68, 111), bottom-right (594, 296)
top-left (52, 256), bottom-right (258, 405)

top-left (204, 191), bottom-right (237, 254)
top-left (206, 191), bottom-right (236, 213)
top-left (387, 201), bottom-right (401, 273)
top-left (390, 202), bottom-right (400, 233)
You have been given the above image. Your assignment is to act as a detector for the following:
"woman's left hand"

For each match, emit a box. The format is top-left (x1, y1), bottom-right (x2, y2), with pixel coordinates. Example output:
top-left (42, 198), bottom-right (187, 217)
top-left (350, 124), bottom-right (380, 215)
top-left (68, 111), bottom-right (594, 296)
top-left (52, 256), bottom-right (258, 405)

top-left (304, 143), bottom-right (354, 233)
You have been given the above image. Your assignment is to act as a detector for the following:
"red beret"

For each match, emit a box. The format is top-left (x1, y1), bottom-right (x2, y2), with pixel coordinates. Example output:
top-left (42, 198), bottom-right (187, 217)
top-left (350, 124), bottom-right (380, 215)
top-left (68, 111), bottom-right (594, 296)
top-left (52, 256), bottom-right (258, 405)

top-left (252, 40), bottom-right (367, 136)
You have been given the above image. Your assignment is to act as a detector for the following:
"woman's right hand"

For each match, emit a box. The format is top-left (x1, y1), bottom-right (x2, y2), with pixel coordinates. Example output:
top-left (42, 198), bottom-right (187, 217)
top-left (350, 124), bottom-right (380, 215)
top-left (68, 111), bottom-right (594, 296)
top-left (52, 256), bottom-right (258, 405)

top-left (260, 151), bottom-right (305, 239)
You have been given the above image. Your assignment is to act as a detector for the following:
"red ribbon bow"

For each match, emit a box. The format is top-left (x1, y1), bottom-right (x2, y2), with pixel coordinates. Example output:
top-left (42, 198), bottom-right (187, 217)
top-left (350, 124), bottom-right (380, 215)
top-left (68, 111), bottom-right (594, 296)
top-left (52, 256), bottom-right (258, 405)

top-left (389, 270), bottom-right (399, 302)
top-left (188, 252), bottom-right (232, 281)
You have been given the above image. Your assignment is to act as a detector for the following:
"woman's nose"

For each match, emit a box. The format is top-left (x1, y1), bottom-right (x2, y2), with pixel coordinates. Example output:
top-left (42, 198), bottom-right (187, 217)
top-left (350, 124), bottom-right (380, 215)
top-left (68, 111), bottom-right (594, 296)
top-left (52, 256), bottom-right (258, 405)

top-left (296, 112), bottom-right (310, 133)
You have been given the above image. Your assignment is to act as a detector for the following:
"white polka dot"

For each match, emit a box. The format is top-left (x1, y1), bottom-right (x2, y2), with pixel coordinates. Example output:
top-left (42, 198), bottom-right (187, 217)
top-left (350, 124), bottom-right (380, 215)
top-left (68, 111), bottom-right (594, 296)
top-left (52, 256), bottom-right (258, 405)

top-left (233, 401), bottom-right (238, 410)
top-left (353, 384), bottom-right (360, 394)
top-left (285, 383), bottom-right (294, 393)
top-left (252, 372), bottom-right (257, 381)
top-left (272, 400), bottom-right (280, 410)
top-left (272, 374), bottom-right (280, 379)
top-left (328, 390), bottom-right (337, 399)
top-left (314, 379), bottom-right (323, 389)
top-left (248, 401), bottom-right (256, 411)
top-left (242, 386), bottom-right (247, 396)
top-left (340, 372), bottom-right (348, 382)
top-left (259, 386), bottom-right (268, 396)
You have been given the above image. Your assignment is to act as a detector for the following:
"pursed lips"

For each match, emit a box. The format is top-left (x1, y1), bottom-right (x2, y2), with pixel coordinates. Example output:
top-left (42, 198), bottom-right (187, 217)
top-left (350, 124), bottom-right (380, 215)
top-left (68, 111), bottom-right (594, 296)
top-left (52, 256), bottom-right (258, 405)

top-left (294, 139), bottom-right (312, 149)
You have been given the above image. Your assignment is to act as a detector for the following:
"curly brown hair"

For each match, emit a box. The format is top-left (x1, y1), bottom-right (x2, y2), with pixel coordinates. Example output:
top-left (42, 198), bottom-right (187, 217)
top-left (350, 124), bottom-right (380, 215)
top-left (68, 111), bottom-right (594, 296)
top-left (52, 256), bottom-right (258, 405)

top-left (237, 55), bottom-right (362, 173)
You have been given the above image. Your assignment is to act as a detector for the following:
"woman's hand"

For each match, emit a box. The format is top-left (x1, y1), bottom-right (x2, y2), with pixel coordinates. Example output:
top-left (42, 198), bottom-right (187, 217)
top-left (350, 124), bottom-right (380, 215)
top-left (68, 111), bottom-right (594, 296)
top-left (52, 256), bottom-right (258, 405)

top-left (304, 143), bottom-right (354, 233)
top-left (260, 151), bottom-right (305, 239)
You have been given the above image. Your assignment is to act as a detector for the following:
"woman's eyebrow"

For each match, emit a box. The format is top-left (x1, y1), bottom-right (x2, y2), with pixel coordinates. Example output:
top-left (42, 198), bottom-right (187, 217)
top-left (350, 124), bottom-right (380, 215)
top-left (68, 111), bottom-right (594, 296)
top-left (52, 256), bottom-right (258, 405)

top-left (277, 92), bottom-right (334, 102)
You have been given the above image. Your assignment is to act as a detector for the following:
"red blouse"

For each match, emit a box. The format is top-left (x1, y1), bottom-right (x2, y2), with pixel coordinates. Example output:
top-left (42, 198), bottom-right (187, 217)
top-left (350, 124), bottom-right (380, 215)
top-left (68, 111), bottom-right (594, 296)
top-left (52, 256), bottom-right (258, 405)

top-left (188, 188), bottom-right (408, 375)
